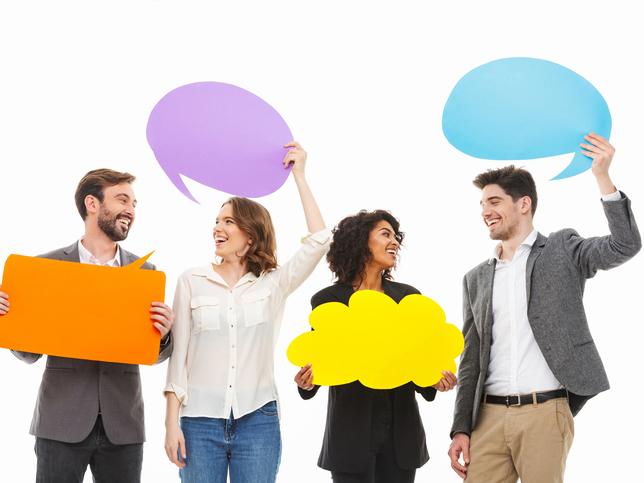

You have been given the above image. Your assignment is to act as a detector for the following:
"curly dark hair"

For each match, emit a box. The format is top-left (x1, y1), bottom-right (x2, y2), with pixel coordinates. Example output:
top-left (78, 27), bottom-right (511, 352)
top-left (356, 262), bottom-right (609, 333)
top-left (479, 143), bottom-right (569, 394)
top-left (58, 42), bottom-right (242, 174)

top-left (327, 210), bottom-right (404, 285)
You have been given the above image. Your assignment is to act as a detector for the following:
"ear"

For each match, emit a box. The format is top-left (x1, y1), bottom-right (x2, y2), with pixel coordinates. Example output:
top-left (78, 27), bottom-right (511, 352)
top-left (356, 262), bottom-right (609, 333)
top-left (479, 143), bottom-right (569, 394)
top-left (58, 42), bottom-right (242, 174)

top-left (84, 195), bottom-right (99, 216)
top-left (520, 196), bottom-right (532, 215)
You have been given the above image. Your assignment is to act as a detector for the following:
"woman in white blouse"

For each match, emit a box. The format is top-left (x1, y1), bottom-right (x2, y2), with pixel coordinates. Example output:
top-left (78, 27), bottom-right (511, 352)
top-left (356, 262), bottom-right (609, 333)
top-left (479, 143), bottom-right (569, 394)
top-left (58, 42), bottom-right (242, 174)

top-left (164, 141), bottom-right (329, 482)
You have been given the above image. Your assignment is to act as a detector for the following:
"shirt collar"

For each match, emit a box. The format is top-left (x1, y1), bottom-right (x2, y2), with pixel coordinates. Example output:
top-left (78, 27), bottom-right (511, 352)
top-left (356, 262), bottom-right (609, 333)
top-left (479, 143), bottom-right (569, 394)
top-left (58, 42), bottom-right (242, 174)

top-left (491, 228), bottom-right (538, 262)
top-left (77, 239), bottom-right (121, 267)
top-left (193, 263), bottom-right (258, 288)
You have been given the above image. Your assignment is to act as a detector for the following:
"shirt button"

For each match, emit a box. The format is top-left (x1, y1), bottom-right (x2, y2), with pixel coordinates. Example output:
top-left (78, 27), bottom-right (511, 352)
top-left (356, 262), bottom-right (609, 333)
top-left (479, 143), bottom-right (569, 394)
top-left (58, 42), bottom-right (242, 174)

top-left (229, 307), bottom-right (233, 311)
top-left (229, 385), bottom-right (232, 388)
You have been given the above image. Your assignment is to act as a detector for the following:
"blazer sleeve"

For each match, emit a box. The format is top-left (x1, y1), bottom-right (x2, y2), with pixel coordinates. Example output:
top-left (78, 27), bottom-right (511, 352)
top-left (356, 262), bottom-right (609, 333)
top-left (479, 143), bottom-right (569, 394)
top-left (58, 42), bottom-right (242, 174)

top-left (450, 275), bottom-right (481, 438)
top-left (562, 192), bottom-right (641, 279)
top-left (10, 350), bottom-right (42, 364)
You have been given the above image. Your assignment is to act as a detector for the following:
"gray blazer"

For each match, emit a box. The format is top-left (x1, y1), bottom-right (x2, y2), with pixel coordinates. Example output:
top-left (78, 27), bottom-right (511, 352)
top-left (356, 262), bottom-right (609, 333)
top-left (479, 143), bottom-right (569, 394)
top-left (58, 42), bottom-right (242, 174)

top-left (451, 194), bottom-right (641, 437)
top-left (11, 242), bottom-right (173, 444)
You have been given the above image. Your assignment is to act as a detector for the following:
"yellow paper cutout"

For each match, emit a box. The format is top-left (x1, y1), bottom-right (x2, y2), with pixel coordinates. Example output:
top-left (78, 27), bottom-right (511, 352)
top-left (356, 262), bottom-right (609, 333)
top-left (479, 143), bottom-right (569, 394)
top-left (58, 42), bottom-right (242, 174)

top-left (287, 290), bottom-right (464, 389)
top-left (0, 253), bottom-right (164, 365)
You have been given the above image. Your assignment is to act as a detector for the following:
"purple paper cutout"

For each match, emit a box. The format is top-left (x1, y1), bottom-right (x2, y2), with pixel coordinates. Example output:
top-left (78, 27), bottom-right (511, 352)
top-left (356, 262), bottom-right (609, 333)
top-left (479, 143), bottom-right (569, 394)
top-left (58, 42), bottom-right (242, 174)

top-left (146, 82), bottom-right (293, 201)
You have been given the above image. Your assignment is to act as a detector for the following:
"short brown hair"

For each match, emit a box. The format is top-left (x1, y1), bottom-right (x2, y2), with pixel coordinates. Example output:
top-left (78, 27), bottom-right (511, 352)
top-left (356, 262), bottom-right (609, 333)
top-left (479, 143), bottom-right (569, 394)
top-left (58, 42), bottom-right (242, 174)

top-left (75, 169), bottom-right (136, 220)
top-left (224, 197), bottom-right (277, 277)
top-left (473, 165), bottom-right (538, 216)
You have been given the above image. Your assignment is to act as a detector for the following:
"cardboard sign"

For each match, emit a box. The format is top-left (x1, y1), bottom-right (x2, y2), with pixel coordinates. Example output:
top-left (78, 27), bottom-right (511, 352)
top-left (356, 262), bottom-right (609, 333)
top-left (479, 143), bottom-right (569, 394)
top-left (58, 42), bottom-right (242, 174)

top-left (287, 290), bottom-right (464, 389)
top-left (0, 253), bottom-right (164, 365)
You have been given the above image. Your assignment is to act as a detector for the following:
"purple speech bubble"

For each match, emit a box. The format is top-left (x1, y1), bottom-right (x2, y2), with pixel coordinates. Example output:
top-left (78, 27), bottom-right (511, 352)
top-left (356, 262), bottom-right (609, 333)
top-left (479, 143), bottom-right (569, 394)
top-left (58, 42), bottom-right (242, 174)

top-left (146, 82), bottom-right (293, 201)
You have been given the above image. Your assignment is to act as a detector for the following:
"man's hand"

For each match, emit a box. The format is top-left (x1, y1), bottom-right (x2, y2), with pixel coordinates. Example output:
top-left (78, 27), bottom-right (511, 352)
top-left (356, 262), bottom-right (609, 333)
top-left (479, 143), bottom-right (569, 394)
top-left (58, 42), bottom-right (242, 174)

top-left (449, 432), bottom-right (471, 479)
top-left (432, 370), bottom-right (457, 392)
top-left (0, 289), bottom-right (9, 316)
top-left (151, 302), bottom-right (173, 338)
top-left (580, 133), bottom-right (617, 195)
top-left (294, 363), bottom-right (314, 390)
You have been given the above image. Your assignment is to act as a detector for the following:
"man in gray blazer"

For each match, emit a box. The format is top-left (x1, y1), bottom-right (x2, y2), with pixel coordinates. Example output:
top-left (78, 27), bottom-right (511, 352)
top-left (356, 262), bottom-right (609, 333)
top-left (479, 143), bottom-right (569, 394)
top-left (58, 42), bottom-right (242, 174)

top-left (447, 134), bottom-right (641, 482)
top-left (0, 169), bottom-right (174, 482)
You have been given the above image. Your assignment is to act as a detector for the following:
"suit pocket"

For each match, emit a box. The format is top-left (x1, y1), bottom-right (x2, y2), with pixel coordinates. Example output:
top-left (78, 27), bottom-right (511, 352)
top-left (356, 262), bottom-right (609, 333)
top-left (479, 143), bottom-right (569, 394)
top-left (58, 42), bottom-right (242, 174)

top-left (190, 296), bottom-right (221, 332)
top-left (242, 289), bottom-right (271, 327)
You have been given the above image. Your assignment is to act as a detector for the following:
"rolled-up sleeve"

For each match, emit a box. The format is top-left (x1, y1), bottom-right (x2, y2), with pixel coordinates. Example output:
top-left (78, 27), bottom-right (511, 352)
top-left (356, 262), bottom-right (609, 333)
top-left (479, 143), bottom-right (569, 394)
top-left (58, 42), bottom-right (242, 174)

top-left (164, 273), bottom-right (192, 405)
top-left (274, 228), bottom-right (332, 296)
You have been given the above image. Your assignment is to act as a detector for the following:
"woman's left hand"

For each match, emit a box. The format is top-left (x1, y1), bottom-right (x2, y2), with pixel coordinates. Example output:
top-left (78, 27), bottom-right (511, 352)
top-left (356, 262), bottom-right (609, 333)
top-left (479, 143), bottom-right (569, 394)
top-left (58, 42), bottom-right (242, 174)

top-left (283, 141), bottom-right (307, 177)
top-left (432, 370), bottom-right (457, 392)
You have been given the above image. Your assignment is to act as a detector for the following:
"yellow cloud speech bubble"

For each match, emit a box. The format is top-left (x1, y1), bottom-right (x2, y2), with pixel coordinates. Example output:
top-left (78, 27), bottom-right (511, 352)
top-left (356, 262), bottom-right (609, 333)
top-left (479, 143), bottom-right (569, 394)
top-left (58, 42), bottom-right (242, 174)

top-left (287, 290), bottom-right (464, 389)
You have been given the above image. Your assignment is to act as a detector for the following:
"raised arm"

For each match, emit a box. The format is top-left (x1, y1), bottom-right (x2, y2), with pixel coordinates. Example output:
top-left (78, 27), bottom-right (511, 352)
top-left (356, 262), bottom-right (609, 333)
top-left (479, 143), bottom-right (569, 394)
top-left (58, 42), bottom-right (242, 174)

top-left (283, 141), bottom-right (326, 233)
top-left (565, 134), bottom-right (641, 277)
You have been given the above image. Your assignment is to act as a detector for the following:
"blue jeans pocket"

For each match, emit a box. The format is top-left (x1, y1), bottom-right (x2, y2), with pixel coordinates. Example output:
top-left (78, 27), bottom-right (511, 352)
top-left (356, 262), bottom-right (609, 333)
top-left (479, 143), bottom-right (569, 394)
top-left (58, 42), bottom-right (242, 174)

top-left (257, 400), bottom-right (278, 417)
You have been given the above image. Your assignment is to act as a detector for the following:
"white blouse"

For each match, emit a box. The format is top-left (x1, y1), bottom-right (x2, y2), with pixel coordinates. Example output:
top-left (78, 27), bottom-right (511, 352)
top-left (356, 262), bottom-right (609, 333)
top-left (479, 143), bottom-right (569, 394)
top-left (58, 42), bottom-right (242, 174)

top-left (164, 229), bottom-right (331, 419)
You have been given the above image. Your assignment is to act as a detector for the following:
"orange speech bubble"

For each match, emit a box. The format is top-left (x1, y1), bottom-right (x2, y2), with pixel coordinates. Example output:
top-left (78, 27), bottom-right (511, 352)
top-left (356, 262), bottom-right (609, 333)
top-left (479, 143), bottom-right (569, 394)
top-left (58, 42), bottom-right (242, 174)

top-left (0, 253), bottom-right (165, 365)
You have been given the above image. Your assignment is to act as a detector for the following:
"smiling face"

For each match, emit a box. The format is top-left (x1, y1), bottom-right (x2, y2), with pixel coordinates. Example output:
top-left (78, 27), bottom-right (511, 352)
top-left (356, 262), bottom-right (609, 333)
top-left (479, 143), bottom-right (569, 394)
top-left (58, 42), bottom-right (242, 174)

top-left (213, 202), bottom-right (252, 260)
top-left (366, 220), bottom-right (400, 270)
top-left (480, 183), bottom-right (531, 241)
top-left (94, 183), bottom-right (136, 241)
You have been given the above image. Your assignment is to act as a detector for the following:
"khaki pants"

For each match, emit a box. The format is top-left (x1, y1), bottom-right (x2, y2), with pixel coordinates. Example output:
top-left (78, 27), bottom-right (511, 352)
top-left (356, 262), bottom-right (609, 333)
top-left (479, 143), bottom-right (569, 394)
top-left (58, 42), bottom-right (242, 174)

top-left (465, 398), bottom-right (574, 483)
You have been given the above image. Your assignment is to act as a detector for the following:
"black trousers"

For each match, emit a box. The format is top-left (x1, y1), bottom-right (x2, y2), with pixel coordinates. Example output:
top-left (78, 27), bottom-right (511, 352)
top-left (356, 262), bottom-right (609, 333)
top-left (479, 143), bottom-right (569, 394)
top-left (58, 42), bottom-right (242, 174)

top-left (331, 426), bottom-right (416, 483)
top-left (34, 416), bottom-right (143, 483)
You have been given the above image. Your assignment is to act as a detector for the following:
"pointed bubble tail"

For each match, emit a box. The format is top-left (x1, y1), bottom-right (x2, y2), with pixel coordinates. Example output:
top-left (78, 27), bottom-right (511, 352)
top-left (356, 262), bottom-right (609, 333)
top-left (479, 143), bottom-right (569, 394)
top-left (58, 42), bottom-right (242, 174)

top-left (163, 168), bottom-right (200, 204)
top-left (126, 251), bottom-right (155, 270)
top-left (551, 151), bottom-right (593, 180)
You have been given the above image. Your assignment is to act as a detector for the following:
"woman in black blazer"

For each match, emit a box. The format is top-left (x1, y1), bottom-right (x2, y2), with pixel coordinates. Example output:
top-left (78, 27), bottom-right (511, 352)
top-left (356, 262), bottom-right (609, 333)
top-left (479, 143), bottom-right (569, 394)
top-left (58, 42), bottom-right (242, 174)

top-left (294, 210), bottom-right (457, 483)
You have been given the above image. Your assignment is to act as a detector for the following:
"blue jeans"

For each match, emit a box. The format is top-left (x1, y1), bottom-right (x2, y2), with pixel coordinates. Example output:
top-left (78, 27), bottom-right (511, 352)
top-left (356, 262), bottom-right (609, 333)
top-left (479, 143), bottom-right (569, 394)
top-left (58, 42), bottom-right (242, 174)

top-left (179, 401), bottom-right (281, 483)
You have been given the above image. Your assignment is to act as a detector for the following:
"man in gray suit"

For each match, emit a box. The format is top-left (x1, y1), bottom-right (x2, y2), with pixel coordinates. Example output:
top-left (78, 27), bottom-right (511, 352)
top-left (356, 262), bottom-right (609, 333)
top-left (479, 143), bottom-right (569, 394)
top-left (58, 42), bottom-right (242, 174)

top-left (0, 169), bottom-right (174, 482)
top-left (447, 134), bottom-right (641, 482)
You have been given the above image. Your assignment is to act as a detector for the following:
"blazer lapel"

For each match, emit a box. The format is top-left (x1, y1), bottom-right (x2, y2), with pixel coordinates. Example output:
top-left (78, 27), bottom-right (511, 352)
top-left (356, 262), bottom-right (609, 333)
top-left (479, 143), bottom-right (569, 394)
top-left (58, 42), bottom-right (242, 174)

top-left (62, 242), bottom-right (81, 262)
top-left (525, 233), bottom-right (547, 302)
top-left (481, 259), bottom-right (496, 338)
top-left (119, 247), bottom-right (136, 267)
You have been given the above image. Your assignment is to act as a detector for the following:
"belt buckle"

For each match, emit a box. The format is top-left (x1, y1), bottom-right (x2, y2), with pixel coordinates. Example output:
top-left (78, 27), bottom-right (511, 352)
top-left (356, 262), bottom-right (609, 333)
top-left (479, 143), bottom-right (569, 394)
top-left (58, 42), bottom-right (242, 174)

top-left (506, 394), bottom-right (522, 407)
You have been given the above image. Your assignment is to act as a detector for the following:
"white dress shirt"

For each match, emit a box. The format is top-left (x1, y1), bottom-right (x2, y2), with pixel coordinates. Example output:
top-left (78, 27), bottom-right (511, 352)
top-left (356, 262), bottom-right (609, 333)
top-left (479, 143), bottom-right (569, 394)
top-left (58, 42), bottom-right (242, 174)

top-left (485, 229), bottom-right (563, 395)
top-left (485, 190), bottom-right (622, 396)
top-left (77, 239), bottom-right (121, 267)
top-left (165, 229), bottom-right (331, 419)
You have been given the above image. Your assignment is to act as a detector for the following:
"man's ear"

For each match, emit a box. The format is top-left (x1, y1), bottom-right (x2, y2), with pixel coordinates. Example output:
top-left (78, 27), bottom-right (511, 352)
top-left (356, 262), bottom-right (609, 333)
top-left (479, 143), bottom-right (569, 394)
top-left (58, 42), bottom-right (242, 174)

top-left (85, 195), bottom-right (99, 216)
top-left (520, 196), bottom-right (532, 215)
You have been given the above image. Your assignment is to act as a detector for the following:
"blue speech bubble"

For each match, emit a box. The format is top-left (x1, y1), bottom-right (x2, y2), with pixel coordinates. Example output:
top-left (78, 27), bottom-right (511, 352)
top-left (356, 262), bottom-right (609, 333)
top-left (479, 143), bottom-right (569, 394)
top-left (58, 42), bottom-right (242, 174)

top-left (442, 58), bottom-right (612, 179)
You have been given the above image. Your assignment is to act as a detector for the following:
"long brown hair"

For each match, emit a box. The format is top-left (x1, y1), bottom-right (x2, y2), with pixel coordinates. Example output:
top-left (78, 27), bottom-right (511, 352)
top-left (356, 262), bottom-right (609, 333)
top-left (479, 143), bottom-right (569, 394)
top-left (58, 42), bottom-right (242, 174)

top-left (224, 197), bottom-right (277, 277)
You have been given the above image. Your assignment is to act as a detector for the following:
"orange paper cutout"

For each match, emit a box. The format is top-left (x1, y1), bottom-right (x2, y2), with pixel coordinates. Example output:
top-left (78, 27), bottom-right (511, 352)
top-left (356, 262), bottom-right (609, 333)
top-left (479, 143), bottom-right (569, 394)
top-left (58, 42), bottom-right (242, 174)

top-left (0, 253), bottom-right (165, 365)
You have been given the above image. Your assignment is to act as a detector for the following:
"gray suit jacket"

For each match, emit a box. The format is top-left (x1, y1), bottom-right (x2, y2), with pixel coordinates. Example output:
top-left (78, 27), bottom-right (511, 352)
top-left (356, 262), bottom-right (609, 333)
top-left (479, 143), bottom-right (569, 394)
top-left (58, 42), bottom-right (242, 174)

top-left (11, 242), bottom-right (173, 444)
top-left (451, 193), bottom-right (641, 437)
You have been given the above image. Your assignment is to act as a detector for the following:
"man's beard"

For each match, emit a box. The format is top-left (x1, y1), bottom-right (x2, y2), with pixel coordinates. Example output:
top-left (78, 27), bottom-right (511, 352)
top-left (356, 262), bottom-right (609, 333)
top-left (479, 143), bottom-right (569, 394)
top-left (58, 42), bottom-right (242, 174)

top-left (489, 221), bottom-right (517, 241)
top-left (98, 206), bottom-right (130, 242)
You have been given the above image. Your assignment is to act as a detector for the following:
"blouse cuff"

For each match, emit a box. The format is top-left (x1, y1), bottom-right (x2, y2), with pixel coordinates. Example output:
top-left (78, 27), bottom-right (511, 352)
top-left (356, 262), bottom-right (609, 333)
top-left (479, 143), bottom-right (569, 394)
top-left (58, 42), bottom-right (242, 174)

top-left (164, 383), bottom-right (188, 406)
top-left (301, 228), bottom-right (332, 245)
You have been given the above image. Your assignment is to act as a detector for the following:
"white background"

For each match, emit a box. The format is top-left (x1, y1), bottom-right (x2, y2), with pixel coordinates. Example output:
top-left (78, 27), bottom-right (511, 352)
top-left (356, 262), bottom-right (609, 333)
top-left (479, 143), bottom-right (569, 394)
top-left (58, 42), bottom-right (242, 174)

top-left (1, 1), bottom-right (642, 481)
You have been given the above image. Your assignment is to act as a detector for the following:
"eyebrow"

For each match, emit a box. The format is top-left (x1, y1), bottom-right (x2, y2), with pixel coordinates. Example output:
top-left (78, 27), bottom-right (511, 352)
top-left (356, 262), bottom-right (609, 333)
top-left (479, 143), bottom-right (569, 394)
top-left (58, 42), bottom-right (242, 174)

top-left (114, 193), bottom-right (137, 204)
top-left (480, 196), bottom-right (503, 205)
top-left (216, 216), bottom-right (235, 223)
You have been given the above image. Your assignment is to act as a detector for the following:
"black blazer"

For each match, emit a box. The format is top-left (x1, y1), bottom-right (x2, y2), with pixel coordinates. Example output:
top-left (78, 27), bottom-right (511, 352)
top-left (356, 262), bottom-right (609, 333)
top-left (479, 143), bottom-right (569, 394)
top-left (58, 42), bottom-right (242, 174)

top-left (298, 280), bottom-right (437, 473)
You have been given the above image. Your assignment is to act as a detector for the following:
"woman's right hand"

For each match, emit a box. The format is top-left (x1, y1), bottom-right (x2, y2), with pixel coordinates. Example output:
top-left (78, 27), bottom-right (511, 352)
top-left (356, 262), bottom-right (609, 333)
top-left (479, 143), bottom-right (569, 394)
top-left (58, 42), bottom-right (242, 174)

top-left (294, 363), bottom-right (315, 390)
top-left (165, 423), bottom-right (187, 468)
